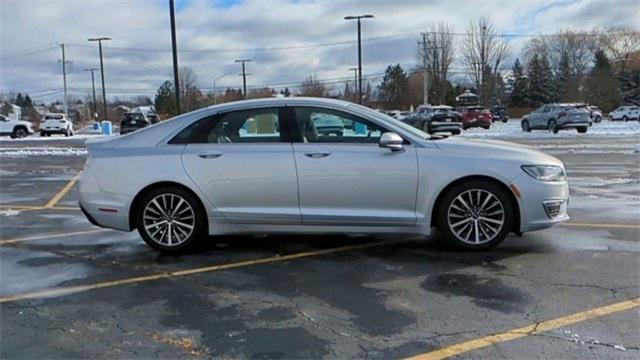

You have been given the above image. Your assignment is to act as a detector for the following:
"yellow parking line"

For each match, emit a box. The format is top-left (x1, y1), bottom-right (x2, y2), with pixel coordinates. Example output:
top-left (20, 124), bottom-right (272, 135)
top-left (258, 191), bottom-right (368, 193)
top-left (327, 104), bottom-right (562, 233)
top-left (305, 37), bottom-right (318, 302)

top-left (0, 205), bottom-right (44, 210)
top-left (405, 297), bottom-right (640, 360)
top-left (43, 172), bottom-right (82, 209)
top-left (561, 222), bottom-right (640, 229)
top-left (0, 228), bottom-right (109, 245)
top-left (0, 238), bottom-right (412, 304)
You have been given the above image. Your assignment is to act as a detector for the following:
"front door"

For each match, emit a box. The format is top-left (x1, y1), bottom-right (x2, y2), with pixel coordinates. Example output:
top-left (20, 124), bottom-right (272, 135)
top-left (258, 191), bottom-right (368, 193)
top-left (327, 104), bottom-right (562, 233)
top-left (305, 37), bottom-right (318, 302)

top-left (180, 107), bottom-right (300, 224)
top-left (291, 106), bottom-right (418, 226)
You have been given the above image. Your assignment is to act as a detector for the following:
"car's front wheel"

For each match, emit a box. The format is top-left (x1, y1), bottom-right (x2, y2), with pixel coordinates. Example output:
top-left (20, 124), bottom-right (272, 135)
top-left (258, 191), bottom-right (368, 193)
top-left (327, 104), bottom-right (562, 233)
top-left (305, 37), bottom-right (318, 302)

top-left (436, 180), bottom-right (514, 250)
top-left (577, 127), bottom-right (588, 133)
top-left (521, 120), bottom-right (530, 132)
top-left (136, 187), bottom-right (205, 253)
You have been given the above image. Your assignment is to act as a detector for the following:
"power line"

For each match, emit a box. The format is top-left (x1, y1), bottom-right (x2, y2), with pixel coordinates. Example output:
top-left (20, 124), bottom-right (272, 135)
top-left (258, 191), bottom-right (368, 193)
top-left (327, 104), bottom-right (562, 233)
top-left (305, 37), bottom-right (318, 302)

top-left (0, 45), bottom-right (58, 61)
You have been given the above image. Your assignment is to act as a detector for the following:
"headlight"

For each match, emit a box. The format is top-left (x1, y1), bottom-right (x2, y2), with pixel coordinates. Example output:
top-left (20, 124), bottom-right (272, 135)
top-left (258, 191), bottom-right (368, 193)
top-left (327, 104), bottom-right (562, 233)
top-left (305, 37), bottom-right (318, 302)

top-left (521, 165), bottom-right (566, 182)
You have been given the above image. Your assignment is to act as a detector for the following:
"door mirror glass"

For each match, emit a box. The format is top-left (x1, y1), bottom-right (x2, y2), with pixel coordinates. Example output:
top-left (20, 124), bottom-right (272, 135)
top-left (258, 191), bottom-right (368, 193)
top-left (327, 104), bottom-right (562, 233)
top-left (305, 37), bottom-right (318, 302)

top-left (379, 132), bottom-right (404, 151)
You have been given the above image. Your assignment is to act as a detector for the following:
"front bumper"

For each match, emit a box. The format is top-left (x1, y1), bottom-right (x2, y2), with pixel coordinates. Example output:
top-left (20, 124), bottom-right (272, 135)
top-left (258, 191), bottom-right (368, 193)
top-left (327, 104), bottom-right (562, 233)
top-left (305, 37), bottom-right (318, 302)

top-left (511, 172), bottom-right (570, 232)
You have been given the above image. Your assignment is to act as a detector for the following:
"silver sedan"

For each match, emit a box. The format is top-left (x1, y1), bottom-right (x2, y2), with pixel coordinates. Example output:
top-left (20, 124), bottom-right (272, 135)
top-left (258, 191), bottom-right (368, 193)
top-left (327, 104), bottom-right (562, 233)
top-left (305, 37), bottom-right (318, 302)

top-left (79, 97), bottom-right (569, 253)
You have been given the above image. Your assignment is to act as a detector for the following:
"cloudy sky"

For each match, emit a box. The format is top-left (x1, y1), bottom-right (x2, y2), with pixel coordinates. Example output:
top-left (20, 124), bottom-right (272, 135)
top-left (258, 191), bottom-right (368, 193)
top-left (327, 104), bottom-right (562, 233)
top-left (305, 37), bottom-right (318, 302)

top-left (1, 0), bottom-right (638, 103)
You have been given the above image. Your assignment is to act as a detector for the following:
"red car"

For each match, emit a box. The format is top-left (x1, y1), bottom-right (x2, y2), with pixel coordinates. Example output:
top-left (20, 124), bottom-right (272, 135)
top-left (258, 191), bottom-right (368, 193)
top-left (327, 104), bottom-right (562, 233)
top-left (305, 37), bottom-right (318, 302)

top-left (460, 107), bottom-right (492, 129)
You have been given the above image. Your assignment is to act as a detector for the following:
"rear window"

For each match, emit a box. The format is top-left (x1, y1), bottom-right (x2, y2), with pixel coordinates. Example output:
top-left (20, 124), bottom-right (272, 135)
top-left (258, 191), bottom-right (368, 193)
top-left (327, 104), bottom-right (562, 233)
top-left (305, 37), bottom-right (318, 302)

top-left (45, 115), bottom-right (63, 120)
top-left (123, 113), bottom-right (146, 121)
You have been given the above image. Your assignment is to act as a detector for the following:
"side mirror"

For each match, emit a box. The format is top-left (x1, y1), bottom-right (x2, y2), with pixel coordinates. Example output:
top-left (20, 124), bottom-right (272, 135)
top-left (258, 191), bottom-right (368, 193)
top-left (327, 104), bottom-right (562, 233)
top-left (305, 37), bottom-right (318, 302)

top-left (379, 132), bottom-right (404, 152)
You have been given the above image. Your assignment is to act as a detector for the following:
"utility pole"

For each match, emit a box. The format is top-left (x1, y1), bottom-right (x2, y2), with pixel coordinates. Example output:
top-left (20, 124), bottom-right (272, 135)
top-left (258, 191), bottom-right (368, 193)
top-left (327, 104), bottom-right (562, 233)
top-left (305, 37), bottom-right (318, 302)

top-left (58, 44), bottom-right (71, 115)
top-left (169, 0), bottom-right (181, 114)
top-left (344, 14), bottom-right (374, 104)
top-left (84, 68), bottom-right (99, 120)
top-left (419, 33), bottom-right (429, 105)
top-left (88, 37), bottom-right (111, 120)
top-left (235, 59), bottom-right (251, 98)
top-left (349, 67), bottom-right (358, 102)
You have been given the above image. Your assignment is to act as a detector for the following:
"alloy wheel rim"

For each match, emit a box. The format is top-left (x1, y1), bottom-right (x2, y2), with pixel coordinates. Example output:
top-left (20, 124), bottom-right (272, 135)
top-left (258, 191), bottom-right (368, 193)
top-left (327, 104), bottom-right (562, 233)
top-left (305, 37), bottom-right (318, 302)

top-left (143, 193), bottom-right (195, 247)
top-left (447, 189), bottom-right (505, 245)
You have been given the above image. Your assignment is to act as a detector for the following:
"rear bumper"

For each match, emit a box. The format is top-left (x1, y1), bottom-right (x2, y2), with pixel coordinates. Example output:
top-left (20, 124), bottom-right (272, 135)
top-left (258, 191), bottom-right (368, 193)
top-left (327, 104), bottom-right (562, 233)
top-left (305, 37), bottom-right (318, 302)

top-left (42, 128), bottom-right (68, 134)
top-left (428, 122), bottom-right (462, 133)
top-left (78, 167), bottom-right (132, 231)
top-left (463, 119), bottom-right (491, 128)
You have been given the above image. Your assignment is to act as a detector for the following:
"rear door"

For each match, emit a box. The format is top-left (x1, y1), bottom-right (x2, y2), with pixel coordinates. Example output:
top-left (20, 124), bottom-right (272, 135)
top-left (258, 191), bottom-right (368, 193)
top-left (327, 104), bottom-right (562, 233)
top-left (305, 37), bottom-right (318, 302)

top-left (179, 107), bottom-right (301, 224)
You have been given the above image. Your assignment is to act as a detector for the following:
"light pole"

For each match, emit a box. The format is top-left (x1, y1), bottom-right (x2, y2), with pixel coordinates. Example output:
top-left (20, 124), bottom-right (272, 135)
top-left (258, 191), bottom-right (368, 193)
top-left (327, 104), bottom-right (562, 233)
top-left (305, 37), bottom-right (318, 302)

top-left (84, 68), bottom-right (99, 120)
top-left (348, 67), bottom-right (358, 102)
top-left (344, 14), bottom-right (374, 104)
top-left (234, 59), bottom-right (251, 98)
top-left (88, 36), bottom-right (111, 120)
top-left (169, 0), bottom-right (181, 114)
top-left (213, 73), bottom-right (232, 104)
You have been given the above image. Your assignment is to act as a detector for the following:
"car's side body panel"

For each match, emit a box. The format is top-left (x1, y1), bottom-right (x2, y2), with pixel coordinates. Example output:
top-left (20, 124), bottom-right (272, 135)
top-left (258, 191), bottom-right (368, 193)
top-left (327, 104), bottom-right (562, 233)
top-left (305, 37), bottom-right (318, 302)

top-left (80, 97), bottom-right (570, 241)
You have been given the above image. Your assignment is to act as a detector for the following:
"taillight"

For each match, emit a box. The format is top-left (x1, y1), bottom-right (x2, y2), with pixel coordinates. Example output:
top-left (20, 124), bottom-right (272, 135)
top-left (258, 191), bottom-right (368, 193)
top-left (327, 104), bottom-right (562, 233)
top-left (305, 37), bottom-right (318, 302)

top-left (559, 112), bottom-right (567, 117)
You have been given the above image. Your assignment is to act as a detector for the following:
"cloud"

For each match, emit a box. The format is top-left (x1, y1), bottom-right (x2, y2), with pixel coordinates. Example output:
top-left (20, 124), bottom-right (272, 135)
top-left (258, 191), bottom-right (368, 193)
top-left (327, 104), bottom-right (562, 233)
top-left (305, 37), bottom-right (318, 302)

top-left (0, 0), bottom-right (637, 102)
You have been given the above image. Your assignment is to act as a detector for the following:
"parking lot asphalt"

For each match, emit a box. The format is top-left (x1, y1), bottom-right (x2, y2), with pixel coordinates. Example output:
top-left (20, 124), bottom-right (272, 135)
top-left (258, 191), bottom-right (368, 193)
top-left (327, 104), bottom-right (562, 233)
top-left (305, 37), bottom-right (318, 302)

top-left (1, 127), bottom-right (639, 359)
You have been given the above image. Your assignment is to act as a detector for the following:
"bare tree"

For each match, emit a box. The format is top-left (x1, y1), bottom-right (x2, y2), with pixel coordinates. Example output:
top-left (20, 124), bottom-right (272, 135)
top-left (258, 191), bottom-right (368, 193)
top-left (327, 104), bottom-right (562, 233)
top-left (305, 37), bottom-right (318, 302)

top-left (599, 26), bottom-right (640, 72)
top-left (418, 22), bottom-right (456, 80)
top-left (178, 66), bottom-right (203, 111)
top-left (547, 30), bottom-right (596, 76)
top-left (461, 17), bottom-right (509, 104)
top-left (297, 75), bottom-right (327, 97)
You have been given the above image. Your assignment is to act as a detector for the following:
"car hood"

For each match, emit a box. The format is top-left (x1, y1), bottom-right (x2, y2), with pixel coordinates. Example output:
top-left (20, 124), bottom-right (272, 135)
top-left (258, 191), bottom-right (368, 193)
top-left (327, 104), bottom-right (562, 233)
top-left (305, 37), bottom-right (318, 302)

top-left (433, 137), bottom-right (563, 167)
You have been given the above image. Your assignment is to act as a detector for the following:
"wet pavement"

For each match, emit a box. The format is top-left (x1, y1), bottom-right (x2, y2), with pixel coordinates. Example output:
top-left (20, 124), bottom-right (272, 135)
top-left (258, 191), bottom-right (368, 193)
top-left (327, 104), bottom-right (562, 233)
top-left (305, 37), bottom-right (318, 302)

top-left (0, 130), bottom-right (639, 359)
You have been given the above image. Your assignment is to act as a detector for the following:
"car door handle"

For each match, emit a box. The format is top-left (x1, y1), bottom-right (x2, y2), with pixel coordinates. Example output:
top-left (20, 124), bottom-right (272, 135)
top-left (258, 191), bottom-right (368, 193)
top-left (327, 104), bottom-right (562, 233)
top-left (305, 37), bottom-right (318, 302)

top-left (304, 152), bottom-right (331, 158)
top-left (198, 152), bottom-right (222, 159)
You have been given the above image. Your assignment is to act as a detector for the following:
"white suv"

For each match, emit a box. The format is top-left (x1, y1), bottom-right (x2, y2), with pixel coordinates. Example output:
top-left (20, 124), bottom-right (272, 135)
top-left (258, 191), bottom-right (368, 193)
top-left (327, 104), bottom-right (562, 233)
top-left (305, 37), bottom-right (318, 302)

top-left (41, 113), bottom-right (74, 137)
top-left (609, 106), bottom-right (640, 122)
top-left (0, 114), bottom-right (34, 138)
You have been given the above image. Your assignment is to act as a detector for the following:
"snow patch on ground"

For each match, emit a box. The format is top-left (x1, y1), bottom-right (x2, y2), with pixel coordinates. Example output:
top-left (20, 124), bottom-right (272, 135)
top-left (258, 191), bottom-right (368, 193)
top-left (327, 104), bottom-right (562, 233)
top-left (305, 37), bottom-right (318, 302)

top-left (461, 120), bottom-right (640, 139)
top-left (584, 178), bottom-right (638, 187)
top-left (0, 209), bottom-right (20, 216)
top-left (0, 147), bottom-right (87, 157)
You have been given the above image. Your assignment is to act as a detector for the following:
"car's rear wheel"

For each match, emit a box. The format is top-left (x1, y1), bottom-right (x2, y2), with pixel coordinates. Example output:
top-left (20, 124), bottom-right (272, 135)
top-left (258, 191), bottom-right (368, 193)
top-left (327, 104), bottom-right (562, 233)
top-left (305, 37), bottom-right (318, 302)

top-left (436, 180), bottom-right (514, 250)
top-left (136, 187), bottom-right (205, 253)
top-left (548, 120), bottom-right (559, 134)
top-left (577, 127), bottom-right (588, 133)
top-left (594, 116), bottom-right (601, 123)
top-left (623, 116), bottom-right (628, 122)
top-left (521, 120), bottom-right (530, 132)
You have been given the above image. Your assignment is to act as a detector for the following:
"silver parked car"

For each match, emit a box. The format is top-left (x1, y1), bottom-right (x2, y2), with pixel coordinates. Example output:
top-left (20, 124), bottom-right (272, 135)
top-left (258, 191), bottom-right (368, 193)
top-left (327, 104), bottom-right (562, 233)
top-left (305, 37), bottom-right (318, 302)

top-left (79, 97), bottom-right (570, 253)
top-left (521, 104), bottom-right (591, 134)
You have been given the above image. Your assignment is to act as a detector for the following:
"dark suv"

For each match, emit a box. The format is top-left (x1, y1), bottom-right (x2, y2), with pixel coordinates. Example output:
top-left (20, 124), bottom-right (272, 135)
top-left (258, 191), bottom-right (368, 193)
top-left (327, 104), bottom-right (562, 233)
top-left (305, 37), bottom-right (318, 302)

top-left (120, 112), bottom-right (150, 135)
top-left (490, 106), bottom-right (509, 123)
top-left (403, 105), bottom-right (462, 135)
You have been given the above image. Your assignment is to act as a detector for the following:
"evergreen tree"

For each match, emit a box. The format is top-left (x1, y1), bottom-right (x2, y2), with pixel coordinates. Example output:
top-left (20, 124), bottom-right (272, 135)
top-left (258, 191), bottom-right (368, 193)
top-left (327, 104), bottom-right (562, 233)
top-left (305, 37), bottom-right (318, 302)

top-left (554, 52), bottom-right (572, 102)
top-left (154, 81), bottom-right (176, 116)
top-left (509, 58), bottom-right (528, 107)
top-left (584, 50), bottom-right (620, 111)
top-left (377, 64), bottom-right (409, 109)
top-left (15, 93), bottom-right (24, 107)
top-left (24, 94), bottom-right (33, 108)
top-left (527, 54), bottom-right (554, 106)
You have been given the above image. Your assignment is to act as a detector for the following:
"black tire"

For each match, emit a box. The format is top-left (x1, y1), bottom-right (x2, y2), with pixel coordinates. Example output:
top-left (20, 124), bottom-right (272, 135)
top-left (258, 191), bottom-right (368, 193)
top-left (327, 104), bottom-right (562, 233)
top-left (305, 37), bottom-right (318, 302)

top-left (548, 120), bottom-right (559, 134)
top-left (46, 133), bottom-right (51, 137)
top-left (40, 131), bottom-right (46, 137)
top-left (13, 127), bottom-right (28, 138)
top-left (136, 186), bottom-right (206, 253)
top-left (521, 120), bottom-right (530, 132)
top-left (452, 130), bottom-right (461, 135)
top-left (436, 180), bottom-right (514, 250)
top-left (594, 116), bottom-right (601, 123)
top-left (502, 119), bottom-right (508, 123)
top-left (577, 127), bottom-right (588, 133)
top-left (623, 116), bottom-right (628, 122)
